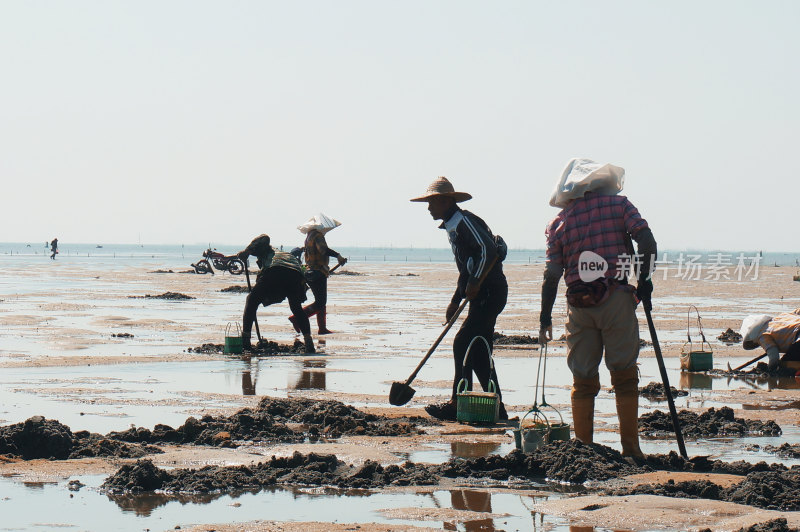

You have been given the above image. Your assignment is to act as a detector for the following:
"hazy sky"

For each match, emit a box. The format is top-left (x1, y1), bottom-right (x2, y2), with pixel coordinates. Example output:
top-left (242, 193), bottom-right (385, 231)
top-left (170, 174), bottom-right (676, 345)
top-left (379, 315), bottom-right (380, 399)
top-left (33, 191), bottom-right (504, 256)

top-left (2, 1), bottom-right (797, 250)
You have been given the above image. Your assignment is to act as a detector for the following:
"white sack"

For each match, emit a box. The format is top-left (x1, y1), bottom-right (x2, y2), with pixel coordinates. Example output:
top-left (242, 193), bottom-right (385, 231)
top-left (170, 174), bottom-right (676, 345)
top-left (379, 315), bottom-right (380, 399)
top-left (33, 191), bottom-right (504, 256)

top-left (740, 314), bottom-right (772, 344)
top-left (550, 158), bottom-right (626, 208)
top-left (298, 213), bottom-right (342, 235)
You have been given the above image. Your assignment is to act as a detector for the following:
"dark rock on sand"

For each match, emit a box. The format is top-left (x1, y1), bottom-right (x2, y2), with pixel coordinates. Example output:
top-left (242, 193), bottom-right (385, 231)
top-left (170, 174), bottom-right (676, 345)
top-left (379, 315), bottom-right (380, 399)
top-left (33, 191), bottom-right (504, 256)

top-left (493, 332), bottom-right (538, 345)
top-left (734, 518), bottom-right (800, 532)
top-left (220, 285), bottom-right (249, 293)
top-left (0, 416), bottom-right (74, 459)
top-left (639, 406), bottom-right (781, 438)
top-left (188, 340), bottom-right (306, 355)
top-left (108, 397), bottom-right (429, 448)
top-left (639, 382), bottom-right (688, 399)
top-left (128, 292), bottom-right (195, 300)
top-left (718, 328), bottom-right (743, 343)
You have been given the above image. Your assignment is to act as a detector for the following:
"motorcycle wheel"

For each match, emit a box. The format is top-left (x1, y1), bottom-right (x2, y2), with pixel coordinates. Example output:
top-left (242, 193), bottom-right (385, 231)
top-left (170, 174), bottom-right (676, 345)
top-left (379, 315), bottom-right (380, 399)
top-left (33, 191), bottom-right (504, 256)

top-left (194, 259), bottom-right (213, 274)
top-left (228, 259), bottom-right (245, 275)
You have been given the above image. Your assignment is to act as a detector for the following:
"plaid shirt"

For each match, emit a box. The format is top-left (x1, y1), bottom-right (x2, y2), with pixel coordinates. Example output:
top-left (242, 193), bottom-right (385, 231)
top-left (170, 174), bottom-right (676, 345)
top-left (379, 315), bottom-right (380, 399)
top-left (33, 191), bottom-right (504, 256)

top-left (304, 230), bottom-right (339, 276)
top-left (759, 309), bottom-right (800, 353)
top-left (545, 193), bottom-right (649, 286)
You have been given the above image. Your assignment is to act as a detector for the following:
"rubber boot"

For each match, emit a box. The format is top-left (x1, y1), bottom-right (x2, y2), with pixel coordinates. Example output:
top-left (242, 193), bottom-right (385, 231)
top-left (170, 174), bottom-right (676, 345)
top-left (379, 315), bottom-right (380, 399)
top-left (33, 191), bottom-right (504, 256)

top-left (288, 315), bottom-right (301, 334)
top-left (303, 334), bottom-right (316, 354)
top-left (571, 374), bottom-right (601, 444)
top-left (317, 307), bottom-right (334, 335)
top-left (611, 366), bottom-right (645, 459)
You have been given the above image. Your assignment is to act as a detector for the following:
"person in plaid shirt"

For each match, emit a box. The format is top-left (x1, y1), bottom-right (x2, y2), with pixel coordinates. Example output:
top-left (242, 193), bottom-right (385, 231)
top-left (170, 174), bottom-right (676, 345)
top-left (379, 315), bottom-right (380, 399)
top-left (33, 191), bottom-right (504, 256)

top-left (539, 159), bottom-right (657, 459)
top-left (742, 309), bottom-right (800, 370)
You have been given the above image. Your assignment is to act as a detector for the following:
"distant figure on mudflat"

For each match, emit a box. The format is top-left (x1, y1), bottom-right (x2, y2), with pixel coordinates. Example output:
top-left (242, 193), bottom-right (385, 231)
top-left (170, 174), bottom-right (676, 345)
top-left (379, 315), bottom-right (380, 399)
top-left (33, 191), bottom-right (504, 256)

top-left (50, 238), bottom-right (58, 260)
top-left (289, 213), bottom-right (347, 335)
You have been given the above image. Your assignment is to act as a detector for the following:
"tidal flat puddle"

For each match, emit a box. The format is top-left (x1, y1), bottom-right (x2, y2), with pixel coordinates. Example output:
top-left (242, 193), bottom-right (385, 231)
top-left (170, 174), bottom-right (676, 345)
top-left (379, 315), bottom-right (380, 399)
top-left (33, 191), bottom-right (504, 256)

top-left (0, 474), bottom-right (578, 532)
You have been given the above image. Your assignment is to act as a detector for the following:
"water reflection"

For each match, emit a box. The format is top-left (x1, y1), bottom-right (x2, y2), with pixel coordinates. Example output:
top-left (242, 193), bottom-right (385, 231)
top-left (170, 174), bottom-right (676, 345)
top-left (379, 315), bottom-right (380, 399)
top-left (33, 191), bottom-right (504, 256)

top-left (444, 489), bottom-right (494, 531)
top-left (241, 356), bottom-right (258, 396)
top-left (293, 359), bottom-right (327, 390)
top-left (679, 371), bottom-right (712, 390)
top-left (450, 441), bottom-right (501, 459)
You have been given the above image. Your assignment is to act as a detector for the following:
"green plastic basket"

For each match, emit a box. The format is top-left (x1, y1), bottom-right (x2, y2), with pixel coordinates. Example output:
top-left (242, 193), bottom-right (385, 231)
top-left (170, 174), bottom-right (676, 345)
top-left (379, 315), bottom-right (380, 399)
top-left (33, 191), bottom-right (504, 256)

top-left (455, 335), bottom-right (499, 424)
top-left (681, 306), bottom-right (713, 372)
top-left (456, 379), bottom-right (499, 424)
top-left (224, 322), bottom-right (243, 354)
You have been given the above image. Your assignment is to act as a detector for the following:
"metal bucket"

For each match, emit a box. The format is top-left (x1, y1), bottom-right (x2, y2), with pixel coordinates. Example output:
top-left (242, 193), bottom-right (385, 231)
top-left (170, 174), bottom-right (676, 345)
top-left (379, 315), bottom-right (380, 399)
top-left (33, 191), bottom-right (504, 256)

top-left (224, 322), bottom-right (243, 354)
top-left (681, 306), bottom-right (713, 372)
top-left (513, 406), bottom-right (570, 452)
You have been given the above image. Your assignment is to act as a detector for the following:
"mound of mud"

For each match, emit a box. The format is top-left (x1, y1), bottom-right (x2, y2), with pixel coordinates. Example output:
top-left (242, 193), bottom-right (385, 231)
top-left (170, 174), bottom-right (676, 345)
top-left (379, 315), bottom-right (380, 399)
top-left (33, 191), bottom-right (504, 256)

top-left (107, 397), bottom-right (428, 449)
top-left (391, 273), bottom-right (419, 277)
top-left (0, 416), bottom-right (74, 459)
top-left (439, 440), bottom-right (640, 484)
top-left (734, 518), bottom-right (800, 532)
top-left (493, 332), bottom-right (538, 345)
top-left (0, 417), bottom-right (161, 460)
top-left (148, 269), bottom-right (175, 274)
top-left (639, 406), bottom-right (782, 438)
top-left (725, 470), bottom-right (800, 511)
top-left (611, 469), bottom-right (800, 512)
top-left (761, 443), bottom-right (800, 459)
top-left (187, 340), bottom-right (306, 355)
top-left (639, 382), bottom-right (688, 399)
top-left (330, 270), bottom-right (365, 276)
top-left (609, 478), bottom-right (723, 500)
top-left (128, 292), bottom-right (195, 300)
top-left (112, 332), bottom-right (134, 338)
top-left (718, 328), bottom-right (743, 343)
top-left (220, 285), bottom-right (249, 293)
top-left (70, 432), bottom-right (163, 459)
top-left (102, 452), bottom-right (439, 494)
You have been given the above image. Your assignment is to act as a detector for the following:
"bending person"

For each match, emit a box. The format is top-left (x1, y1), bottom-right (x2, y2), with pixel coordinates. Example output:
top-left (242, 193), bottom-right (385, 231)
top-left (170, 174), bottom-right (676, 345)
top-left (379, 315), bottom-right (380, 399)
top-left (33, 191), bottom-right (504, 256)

top-left (236, 234), bottom-right (315, 353)
top-left (741, 309), bottom-right (800, 370)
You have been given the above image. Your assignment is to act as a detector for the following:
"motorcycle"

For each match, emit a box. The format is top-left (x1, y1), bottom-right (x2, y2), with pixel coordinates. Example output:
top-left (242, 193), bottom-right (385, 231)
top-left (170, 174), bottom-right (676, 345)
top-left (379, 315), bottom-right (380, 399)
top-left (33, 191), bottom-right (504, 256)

top-left (191, 248), bottom-right (244, 275)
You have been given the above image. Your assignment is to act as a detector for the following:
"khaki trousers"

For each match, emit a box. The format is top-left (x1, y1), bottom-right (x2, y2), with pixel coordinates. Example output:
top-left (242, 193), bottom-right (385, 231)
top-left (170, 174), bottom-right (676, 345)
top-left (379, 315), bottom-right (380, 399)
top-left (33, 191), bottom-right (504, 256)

top-left (566, 289), bottom-right (640, 379)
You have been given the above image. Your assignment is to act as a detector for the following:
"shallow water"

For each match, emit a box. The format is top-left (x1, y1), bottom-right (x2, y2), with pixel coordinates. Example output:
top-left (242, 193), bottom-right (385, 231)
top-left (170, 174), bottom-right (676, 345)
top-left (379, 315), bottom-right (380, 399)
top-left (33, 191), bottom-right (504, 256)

top-left (0, 474), bottom-right (574, 532)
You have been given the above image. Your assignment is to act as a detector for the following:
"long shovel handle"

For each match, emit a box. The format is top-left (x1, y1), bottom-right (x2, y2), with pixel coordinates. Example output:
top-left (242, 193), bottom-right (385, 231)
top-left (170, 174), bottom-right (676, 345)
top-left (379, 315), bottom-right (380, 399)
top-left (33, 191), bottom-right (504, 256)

top-left (404, 298), bottom-right (469, 386)
top-left (403, 256), bottom-right (499, 387)
top-left (243, 259), bottom-right (262, 343)
top-left (644, 304), bottom-right (688, 459)
top-left (730, 353), bottom-right (767, 372)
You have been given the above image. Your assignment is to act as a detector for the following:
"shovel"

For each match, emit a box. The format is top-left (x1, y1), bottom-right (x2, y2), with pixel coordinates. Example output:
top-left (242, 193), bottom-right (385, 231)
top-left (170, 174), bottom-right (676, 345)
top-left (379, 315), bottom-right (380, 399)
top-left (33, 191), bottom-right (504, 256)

top-left (243, 259), bottom-right (262, 344)
top-left (727, 353), bottom-right (766, 372)
top-left (389, 257), bottom-right (497, 406)
top-left (643, 300), bottom-right (688, 459)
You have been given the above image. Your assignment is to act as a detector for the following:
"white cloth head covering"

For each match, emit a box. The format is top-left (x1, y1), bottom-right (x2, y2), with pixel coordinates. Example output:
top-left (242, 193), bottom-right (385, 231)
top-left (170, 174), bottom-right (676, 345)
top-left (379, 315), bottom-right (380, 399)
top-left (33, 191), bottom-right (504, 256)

top-left (297, 213), bottom-right (342, 235)
top-left (740, 314), bottom-right (772, 349)
top-left (550, 158), bottom-right (625, 208)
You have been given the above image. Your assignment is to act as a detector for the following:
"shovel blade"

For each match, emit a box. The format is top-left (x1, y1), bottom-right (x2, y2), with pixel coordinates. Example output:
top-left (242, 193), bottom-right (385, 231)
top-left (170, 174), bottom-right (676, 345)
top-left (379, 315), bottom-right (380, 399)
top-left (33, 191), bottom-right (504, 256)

top-left (389, 382), bottom-right (415, 406)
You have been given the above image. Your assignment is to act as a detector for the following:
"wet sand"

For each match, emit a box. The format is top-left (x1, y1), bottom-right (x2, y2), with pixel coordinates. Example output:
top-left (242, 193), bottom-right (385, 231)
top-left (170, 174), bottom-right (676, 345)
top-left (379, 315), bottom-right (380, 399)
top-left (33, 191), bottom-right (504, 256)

top-left (1, 259), bottom-right (799, 530)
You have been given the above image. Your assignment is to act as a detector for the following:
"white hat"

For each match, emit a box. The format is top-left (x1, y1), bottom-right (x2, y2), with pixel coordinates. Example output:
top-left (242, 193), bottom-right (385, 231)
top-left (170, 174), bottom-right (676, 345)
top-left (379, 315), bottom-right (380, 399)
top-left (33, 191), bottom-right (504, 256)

top-left (550, 158), bottom-right (625, 208)
top-left (739, 314), bottom-right (772, 350)
top-left (297, 213), bottom-right (342, 235)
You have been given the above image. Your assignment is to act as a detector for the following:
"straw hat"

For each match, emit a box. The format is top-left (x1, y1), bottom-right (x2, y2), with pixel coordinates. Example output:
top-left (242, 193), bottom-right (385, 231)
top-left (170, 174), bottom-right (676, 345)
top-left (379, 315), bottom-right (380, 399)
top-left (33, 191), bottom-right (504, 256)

top-left (410, 177), bottom-right (472, 203)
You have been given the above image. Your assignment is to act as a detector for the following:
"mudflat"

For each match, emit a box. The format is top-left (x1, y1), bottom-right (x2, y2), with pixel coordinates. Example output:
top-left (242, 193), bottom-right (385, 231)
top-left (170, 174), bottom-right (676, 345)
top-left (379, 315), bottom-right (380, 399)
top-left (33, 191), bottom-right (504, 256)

top-left (1, 259), bottom-right (799, 531)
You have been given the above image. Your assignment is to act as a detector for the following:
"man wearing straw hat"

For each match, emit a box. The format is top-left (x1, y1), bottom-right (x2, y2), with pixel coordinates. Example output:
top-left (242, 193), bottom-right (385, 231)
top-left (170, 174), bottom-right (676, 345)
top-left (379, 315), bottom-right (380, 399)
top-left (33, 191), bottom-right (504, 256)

top-left (539, 158), bottom-right (657, 459)
top-left (289, 213), bottom-right (347, 335)
top-left (235, 234), bottom-right (316, 354)
top-left (411, 177), bottom-right (509, 421)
